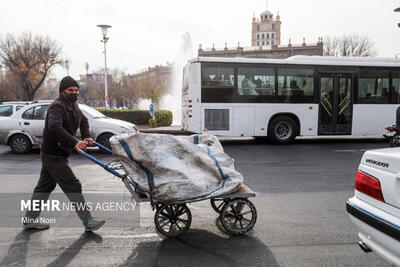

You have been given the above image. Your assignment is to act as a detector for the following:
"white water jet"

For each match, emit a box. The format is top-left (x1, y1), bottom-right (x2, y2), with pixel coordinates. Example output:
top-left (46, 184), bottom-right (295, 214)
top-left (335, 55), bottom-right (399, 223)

top-left (159, 32), bottom-right (194, 126)
top-left (138, 98), bottom-right (152, 110)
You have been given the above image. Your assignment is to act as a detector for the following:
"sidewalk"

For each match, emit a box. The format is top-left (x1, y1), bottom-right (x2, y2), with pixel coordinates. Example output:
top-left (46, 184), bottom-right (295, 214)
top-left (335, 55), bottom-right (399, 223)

top-left (135, 125), bottom-right (386, 141)
top-left (136, 125), bottom-right (192, 135)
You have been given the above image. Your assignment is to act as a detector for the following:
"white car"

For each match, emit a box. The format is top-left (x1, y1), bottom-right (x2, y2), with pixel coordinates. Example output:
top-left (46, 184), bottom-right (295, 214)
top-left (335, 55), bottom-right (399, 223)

top-left (0, 102), bottom-right (31, 117)
top-left (0, 102), bottom-right (137, 153)
top-left (347, 148), bottom-right (400, 265)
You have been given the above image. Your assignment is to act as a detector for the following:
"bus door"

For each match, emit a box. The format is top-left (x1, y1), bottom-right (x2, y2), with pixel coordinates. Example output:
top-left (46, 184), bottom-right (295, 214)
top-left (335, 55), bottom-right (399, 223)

top-left (318, 74), bottom-right (353, 135)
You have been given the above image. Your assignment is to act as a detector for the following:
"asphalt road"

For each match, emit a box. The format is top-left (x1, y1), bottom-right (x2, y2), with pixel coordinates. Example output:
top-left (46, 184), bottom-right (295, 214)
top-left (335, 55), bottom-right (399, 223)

top-left (0, 136), bottom-right (393, 266)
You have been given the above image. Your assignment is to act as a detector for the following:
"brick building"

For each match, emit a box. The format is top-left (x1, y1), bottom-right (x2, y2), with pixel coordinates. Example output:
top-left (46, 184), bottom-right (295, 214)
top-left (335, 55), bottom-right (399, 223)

top-left (251, 9), bottom-right (281, 47)
top-left (198, 9), bottom-right (323, 59)
top-left (128, 64), bottom-right (173, 87)
top-left (132, 8), bottom-right (323, 103)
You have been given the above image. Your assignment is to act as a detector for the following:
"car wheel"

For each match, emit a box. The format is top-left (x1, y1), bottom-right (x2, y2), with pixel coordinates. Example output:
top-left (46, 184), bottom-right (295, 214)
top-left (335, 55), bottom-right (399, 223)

top-left (97, 133), bottom-right (114, 150)
top-left (9, 134), bottom-right (32, 154)
top-left (268, 116), bottom-right (297, 144)
top-left (391, 135), bottom-right (400, 147)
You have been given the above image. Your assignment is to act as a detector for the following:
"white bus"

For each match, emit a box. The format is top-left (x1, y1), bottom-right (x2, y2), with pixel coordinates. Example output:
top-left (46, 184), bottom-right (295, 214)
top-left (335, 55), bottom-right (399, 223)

top-left (182, 56), bottom-right (400, 144)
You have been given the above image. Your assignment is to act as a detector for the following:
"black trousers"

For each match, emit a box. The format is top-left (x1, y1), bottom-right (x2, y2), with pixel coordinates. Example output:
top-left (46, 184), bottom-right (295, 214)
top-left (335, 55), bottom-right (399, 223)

top-left (25, 151), bottom-right (91, 225)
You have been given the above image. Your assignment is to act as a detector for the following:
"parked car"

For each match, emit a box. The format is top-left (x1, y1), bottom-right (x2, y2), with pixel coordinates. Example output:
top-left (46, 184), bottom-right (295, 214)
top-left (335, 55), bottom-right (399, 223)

top-left (346, 148), bottom-right (400, 265)
top-left (0, 102), bottom-right (32, 117)
top-left (0, 102), bottom-right (137, 153)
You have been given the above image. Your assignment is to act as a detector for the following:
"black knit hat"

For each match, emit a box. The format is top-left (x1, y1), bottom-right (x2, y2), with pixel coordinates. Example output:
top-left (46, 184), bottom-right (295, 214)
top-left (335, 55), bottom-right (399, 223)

top-left (59, 76), bottom-right (79, 92)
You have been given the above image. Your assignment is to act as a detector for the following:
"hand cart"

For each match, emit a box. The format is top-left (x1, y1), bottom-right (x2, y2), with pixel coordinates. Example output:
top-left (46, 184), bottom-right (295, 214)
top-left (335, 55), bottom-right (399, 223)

top-left (78, 141), bottom-right (257, 238)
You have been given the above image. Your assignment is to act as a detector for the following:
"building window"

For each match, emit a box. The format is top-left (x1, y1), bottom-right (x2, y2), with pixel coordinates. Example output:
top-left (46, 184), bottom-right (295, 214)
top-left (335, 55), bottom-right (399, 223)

top-left (262, 41), bottom-right (265, 46)
top-left (256, 24), bottom-right (260, 31)
top-left (261, 34), bottom-right (265, 39)
top-left (266, 33), bottom-right (270, 39)
top-left (271, 33), bottom-right (275, 39)
top-left (257, 34), bottom-right (260, 40)
top-left (272, 40), bottom-right (274, 46)
top-left (272, 23), bottom-right (275, 30)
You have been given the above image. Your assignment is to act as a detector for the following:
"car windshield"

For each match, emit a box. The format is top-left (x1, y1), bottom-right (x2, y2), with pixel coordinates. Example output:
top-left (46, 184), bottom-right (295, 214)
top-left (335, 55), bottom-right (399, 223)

top-left (78, 104), bottom-right (107, 119)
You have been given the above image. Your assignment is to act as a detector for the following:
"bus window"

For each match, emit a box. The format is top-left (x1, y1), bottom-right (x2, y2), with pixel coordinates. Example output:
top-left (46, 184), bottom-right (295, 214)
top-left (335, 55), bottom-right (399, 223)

top-left (202, 66), bottom-right (234, 87)
top-left (202, 65), bottom-right (235, 103)
top-left (391, 72), bottom-right (400, 104)
top-left (237, 67), bottom-right (275, 96)
top-left (182, 65), bottom-right (189, 97)
top-left (277, 68), bottom-right (314, 102)
top-left (358, 71), bottom-right (389, 104)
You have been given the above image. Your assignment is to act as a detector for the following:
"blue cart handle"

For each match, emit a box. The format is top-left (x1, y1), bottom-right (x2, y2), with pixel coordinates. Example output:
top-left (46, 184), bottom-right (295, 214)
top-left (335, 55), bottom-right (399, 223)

top-left (92, 141), bottom-right (113, 154)
top-left (77, 146), bottom-right (122, 178)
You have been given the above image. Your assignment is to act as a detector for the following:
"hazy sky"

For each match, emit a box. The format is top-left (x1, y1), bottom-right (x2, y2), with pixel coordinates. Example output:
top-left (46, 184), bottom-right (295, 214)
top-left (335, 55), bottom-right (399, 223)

top-left (1, 0), bottom-right (400, 80)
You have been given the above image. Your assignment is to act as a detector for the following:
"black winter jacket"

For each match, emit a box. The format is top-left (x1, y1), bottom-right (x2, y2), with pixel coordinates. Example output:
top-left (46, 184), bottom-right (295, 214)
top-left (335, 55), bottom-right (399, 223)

top-left (41, 96), bottom-right (90, 157)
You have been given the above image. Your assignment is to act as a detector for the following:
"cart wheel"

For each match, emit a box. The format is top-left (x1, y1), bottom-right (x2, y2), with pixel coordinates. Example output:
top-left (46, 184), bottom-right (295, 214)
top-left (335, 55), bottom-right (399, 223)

top-left (210, 198), bottom-right (229, 213)
top-left (154, 204), bottom-right (192, 238)
top-left (220, 198), bottom-right (257, 235)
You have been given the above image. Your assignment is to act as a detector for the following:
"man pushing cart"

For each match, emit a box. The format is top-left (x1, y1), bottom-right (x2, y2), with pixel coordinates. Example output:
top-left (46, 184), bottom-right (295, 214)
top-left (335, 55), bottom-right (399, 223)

top-left (79, 132), bottom-right (257, 238)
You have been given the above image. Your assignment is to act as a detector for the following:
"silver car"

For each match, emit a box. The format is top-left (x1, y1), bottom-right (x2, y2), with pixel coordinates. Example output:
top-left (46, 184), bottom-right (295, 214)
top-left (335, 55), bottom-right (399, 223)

top-left (347, 148), bottom-right (400, 265)
top-left (0, 102), bottom-right (31, 117)
top-left (0, 102), bottom-right (137, 153)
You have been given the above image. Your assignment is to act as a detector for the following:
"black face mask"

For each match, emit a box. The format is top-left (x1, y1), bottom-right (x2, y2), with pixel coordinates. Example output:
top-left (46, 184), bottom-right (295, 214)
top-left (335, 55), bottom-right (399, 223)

top-left (64, 93), bottom-right (78, 103)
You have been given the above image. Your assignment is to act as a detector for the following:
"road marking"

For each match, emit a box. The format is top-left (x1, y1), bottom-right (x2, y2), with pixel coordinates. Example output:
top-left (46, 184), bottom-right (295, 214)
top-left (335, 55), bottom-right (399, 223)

top-left (55, 233), bottom-right (159, 240)
top-left (239, 161), bottom-right (284, 165)
top-left (103, 233), bottom-right (159, 238)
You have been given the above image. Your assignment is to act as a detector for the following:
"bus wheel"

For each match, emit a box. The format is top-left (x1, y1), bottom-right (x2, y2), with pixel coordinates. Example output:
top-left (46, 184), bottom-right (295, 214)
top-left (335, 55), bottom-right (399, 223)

top-left (268, 116), bottom-right (297, 144)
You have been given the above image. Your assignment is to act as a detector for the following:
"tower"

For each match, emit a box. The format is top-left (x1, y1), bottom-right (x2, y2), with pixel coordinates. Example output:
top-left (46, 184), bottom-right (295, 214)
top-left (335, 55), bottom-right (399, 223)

top-left (251, 9), bottom-right (281, 47)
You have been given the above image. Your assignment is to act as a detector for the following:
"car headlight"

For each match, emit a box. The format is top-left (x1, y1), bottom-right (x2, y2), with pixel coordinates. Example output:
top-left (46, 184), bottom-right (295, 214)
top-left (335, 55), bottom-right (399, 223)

top-left (120, 126), bottom-right (129, 133)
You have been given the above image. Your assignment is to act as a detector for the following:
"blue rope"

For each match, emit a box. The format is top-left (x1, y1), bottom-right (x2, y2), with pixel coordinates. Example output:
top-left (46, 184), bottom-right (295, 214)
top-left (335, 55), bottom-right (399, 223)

top-left (119, 139), bottom-right (155, 192)
top-left (171, 135), bottom-right (230, 202)
top-left (207, 146), bottom-right (229, 180)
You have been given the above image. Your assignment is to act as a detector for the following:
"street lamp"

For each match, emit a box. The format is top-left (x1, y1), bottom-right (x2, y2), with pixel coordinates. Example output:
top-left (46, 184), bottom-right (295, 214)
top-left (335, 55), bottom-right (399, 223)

top-left (97, 24), bottom-right (112, 108)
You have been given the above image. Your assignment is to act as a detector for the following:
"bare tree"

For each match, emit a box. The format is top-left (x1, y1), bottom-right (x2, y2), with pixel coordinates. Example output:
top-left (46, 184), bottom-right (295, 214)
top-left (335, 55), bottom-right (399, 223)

top-left (0, 32), bottom-right (63, 100)
top-left (323, 34), bottom-right (376, 57)
top-left (138, 75), bottom-right (166, 105)
top-left (0, 72), bottom-right (21, 101)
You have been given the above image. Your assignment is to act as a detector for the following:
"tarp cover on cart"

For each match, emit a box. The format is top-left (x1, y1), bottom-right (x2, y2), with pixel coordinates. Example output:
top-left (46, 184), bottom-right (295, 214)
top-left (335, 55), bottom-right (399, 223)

top-left (109, 133), bottom-right (243, 202)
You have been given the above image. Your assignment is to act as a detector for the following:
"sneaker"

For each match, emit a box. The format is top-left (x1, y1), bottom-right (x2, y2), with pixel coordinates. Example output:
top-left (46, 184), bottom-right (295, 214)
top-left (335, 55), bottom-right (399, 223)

top-left (85, 218), bottom-right (105, 232)
top-left (23, 222), bottom-right (50, 230)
